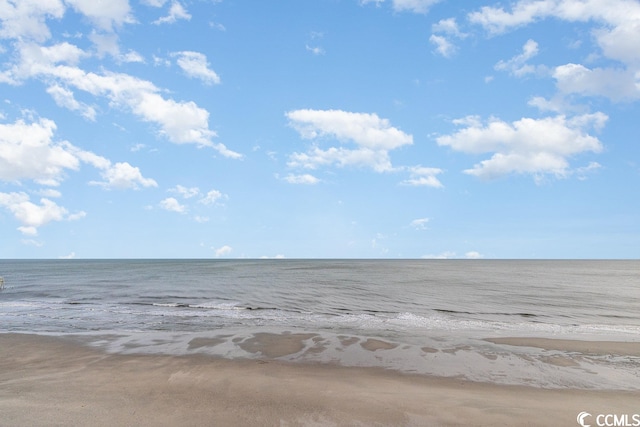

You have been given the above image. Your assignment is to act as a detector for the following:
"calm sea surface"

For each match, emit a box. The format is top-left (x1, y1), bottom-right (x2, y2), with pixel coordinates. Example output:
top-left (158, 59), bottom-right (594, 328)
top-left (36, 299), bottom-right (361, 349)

top-left (1, 259), bottom-right (639, 388)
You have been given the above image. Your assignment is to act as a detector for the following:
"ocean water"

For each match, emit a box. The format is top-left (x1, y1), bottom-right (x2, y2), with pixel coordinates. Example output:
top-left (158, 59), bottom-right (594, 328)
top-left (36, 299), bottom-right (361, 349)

top-left (1, 259), bottom-right (639, 389)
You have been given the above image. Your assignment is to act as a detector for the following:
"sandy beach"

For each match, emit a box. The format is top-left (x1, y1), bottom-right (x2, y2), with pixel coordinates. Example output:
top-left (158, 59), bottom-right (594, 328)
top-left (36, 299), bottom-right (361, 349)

top-left (1, 333), bottom-right (638, 426)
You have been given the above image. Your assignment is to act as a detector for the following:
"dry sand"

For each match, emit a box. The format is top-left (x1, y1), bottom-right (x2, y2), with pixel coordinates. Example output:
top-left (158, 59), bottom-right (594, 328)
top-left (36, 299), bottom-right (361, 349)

top-left (1, 333), bottom-right (638, 426)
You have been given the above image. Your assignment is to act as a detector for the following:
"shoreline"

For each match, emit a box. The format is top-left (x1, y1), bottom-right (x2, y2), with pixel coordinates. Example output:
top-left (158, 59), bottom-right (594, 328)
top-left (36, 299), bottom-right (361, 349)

top-left (1, 333), bottom-right (639, 426)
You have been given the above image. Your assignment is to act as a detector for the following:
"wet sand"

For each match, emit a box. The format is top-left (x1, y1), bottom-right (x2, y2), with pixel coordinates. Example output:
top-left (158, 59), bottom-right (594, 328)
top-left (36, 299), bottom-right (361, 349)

top-left (484, 337), bottom-right (640, 357)
top-left (1, 333), bottom-right (638, 426)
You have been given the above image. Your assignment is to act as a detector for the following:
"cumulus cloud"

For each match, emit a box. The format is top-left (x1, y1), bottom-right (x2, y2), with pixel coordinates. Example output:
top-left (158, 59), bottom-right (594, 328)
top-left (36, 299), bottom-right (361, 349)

top-left (465, 251), bottom-right (484, 259)
top-left (360, 0), bottom-right (384, 6)
top-left (287, 109), bottom-right (412, 150)
top-left (167, 185), bottom-right (226, 205)
top-left (429, 34), bottom-right (456, 58)
top-left (89, 32), bottom-right (144, 63)
top-left (2, 42), bottom-right (240, 157)
top-left (159, 197), bottom-right (187, 213)
top-left (0, 0), bottom-right (65, 42)
top-left (46, 84), bottom-right (96, 120)
top-left (0, 117), bottom-right (156, 190)
top-left (259, 254), bottom-right (286, 259)
top-left (305, 45), bottom-right (325, 55)
top-left (89, 162), bottom-right (158, 190)
top-left (410, 218), bottom-right (430, 230)
top-left (281, 173), bottom-right (321, 185)
top-left (65, 139), bottom-right (157, 190)
top-left (421, 251), bottom-right (483, 259)
top-left (65, 0), bottom-right (134, 31)
top-left (199, 189), bottom-right (225, 205)
top-left (142, 0), bottom-right (168, 6)
top-left (0, 192), bottom-right (85, 235)
top-left (392, 0), bottom-right (441, 14)
top-left (286, 109), bottom-right (412, 173)
top-left (173, 51), bottom-right (221, 85)
top-left (437, 113), bottom-right (607, 180)
top-left (214, 245), bottom-right (233, 257)
top-left (469, 0), bottom-right (640, 42)
top-left (59, 252), bottom-right (76, 259)
top-left (169, 185), bottom-right (200, 199)
top-left (399, 166), bottom-right (443, 188)
top-left (429, 18), bottom-right (467, 58)
top-left (421, 251), bottom-right (457, 259)
top-left (495, 39), bottom-right (543, 77)
top-left (153, 1), bottom-right (191, 25)
top-left (0, 118), bottom-right (79, 185)
top-left (553, 63), bottom-right (640, 101)
top-left (467, 0), bottom-right (640, 106)
top-left (432, 18), bottom-right (465, 36)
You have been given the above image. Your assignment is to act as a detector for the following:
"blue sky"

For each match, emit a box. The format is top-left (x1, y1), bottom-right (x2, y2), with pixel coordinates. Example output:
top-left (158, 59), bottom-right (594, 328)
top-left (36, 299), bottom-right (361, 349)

top-left (1, 0), bottom-right (639, 259)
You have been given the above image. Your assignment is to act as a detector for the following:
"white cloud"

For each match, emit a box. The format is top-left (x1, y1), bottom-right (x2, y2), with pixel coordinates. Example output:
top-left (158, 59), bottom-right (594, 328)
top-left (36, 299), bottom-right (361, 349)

top-left (21, 238), bottom-right (43, 247)
top-left (553, 63), bottom-right (640, 101)
top-left (142, 0), bottom-right (168, 6)
top-left (209, 21), bottom-right (226, 31)
top-left (527, 95), bottom-right (571, 113)
top-left (288, 146), bottom-right (395, 173)
top-left (286, 109), bottom-right (412, 173)
top-left (32, 41), bottom-right (87, 64)
top-left (305, 45), bottom-right (325, 55)
top-left (430, 18), bottom-right (467, 58)
top-left (467, 0), bottom-right (640, 107)
top-left (214, 245), bottom-right (233, 257)
top-left (281, 173), bottom-right (320, 185)
top-left (3, 42), bottom-right (240, 158)
top-left (0, 192), bottom-right (85, 234)
top-left (90, 162), bottom-right (158, 190)
top-left (159, 197), bottom-right (187, 213)
top-left (199, 189), bottom-right (226, 205)
top-left (575, 161), bottom-right (601, 180)
top-left (0, 118), bottom-right (79, 185)
top-left (89, 32), bottom-right (144, 63)
top-left (65, 0), bottom-right (134, 31)
top-left (38, 188), bottom-right (62, 198)
top-left (287, 109), bottom-right (412, 150)
top-left (495, 39), bottom-right (543, 77)
top-left (0, 117), bottom-right (156, 190)
top-left (46, 84), bottom-right (96, 120)
top-left (468, 0), bottom-right (640, 67)
top-left (437, 113), bottom-right (606, 180)
top-left (469, 1), bottom-right (554, 34)
top-left (153, 1), bottom-right (191, 25)
top-left (360, 0), bottom-right (384, 6)
top-left (67, 211), bottom-right (87, 221)
top-left (0, 0), bottom-right (65, 42)
top-left (62, 141), bottom-right (157, 190)
top-left (399, 166), bottom-right (443, 188)
top-left (429, 34), bottom-right (456, 58)
top-left (170, 185), bottom-right (200, 198)
top-left (59, 252), bottom-right (76, 259)
top-left (194, 215), bottom-right (209, 223)
top-left (173, 51), bottom-right (221, 85)
top-left (421, 251), bottom-right (456, 259)
top-left (392, 0), bottom-right (441, 14)
top-left (465, 251), bottom-right (484, 259)
top-left (432, 18), bottom-right (464, 36)
top-left (18, 226), bottom-right (38, 236)
top-left (410, 218), bottom-right (429, 230)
